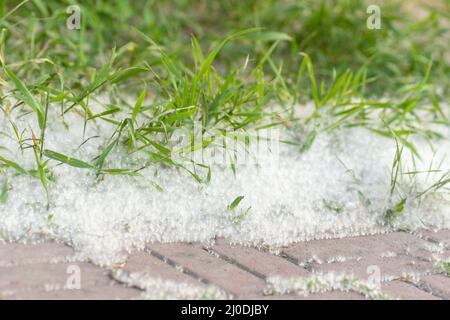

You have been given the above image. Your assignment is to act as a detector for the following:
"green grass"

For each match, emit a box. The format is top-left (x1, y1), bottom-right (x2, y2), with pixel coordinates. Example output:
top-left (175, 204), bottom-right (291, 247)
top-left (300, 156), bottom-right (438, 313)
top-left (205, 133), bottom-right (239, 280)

top-left (2, 1), bottom-right (449, 95)
top-left (0, 0), bottom-right (449, 213)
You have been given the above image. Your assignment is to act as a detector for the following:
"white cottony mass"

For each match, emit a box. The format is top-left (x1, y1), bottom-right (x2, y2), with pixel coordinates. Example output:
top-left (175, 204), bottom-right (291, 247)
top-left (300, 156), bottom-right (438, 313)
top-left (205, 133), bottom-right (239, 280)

top-left (0, 99), bottom-right (448, 265)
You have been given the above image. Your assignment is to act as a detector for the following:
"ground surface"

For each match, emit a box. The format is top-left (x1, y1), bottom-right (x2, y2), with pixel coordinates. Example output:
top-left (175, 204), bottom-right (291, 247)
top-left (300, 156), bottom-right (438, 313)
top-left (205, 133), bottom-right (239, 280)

top-left (0, 230), bottom-right (449, 300)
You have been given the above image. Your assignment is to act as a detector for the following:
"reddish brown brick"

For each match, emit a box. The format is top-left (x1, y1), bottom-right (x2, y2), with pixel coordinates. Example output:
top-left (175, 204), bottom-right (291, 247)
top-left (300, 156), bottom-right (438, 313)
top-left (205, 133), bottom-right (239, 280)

top-left (283, 232), bottom-right (432, 264)
top-left (0, 242), bottom-right (74, 267)
top-left (382, 280), bottom-right (440, 300)
top-left (420, 275), bottom-right (450, 299)
top-left (210, 240), bottom-right (310, 278)
top-left (3, 285), bottom-right (140, 300)
top-left (0, 262), bottom-right (111, 292)
top-left (147, 243), bottom-right (266, 297)
top-left (123, 251), bottom-right (201, 285)
top-left (312, 255), bottom-right (433, 280)
top-left (246, 291), bottom-right (366, 300)
top-left (415, 229), bottom-right (450, 247)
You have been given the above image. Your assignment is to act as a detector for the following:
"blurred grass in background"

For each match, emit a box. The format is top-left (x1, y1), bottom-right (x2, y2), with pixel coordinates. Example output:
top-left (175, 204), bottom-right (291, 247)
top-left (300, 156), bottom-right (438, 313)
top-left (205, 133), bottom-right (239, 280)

top-left (0, 0), bottom-right (449, 99)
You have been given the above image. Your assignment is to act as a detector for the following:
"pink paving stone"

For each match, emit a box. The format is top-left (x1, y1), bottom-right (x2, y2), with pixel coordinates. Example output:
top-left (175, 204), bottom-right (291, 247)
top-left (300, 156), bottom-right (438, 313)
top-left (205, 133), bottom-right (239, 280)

top-left (0, 262), bottom-right (112, 292)
top-left (292, 291), bottom-right (367, 300)
top-left (2, 285), bottom-right (141, 300)
top-left (246, 291), bottom-right (366, 300)
top-left (381, 280), bottom-right (440, 300)
top-left (416, 229), bottom-right (450, 247)
top-left (1, 235), bottom-right (447, 300)
top-left (420, 275), bottom-right (450, 299)
top-left (0, 242), bottom-right (75, 266)
top-left (123, 251), bottom-right (202, 285)
top-left (282, 232), bottom-right (432, 264)
top-left (421, 250), bottom-right (450, 264)
top-left (312, 255), bottom-right (433, 280)
top-left (147, 243), bottom-right (266, 297)
top-left (210, 241), bottom-right (310, 278)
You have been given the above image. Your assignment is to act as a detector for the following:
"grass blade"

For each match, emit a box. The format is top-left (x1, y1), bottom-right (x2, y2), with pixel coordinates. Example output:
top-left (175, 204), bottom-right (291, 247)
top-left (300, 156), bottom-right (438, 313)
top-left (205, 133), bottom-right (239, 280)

top-left (43, 150), bottom-right (94, 169)
top-left (2, 65), bottom-right (45, 128)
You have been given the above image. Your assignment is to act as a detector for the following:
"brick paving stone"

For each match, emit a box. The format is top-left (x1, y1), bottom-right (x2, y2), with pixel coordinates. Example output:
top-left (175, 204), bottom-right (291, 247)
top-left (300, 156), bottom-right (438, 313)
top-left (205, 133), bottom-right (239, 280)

top-left (420, 275), bottom-right (450, 299)
top-left (148, 243), bottom-right (266, 297)
top-left (282, 237), bottom-right (366, 264)
top-left (0, 262), bottom-right (111, 293)
top-left (282, 232), bottom-right (432, 264)
top-left (312, 255), bottom-right (433, 280)
top-left (246, 291), bottom-right (367, 300)
top-left (409, 229), bottom-right (450, 261)
top-left (293, 291), bottom-right (367, 300)
top-left (123, 251), bottom-right (202, 285)
top-left (381, 280), bottom-right (440, 300)
top-left (417, 251), bottom-right (450, 262)
top-left (0, 242), bottom-right (75, 267)
top-left (2, 285), bottom-right (141, 300)
top-left (209, 240), bottom-right (310, 278)
top-left (1, 232), bottom-right (448, 300)
top-left (415, 229), bottom-right (450, 247)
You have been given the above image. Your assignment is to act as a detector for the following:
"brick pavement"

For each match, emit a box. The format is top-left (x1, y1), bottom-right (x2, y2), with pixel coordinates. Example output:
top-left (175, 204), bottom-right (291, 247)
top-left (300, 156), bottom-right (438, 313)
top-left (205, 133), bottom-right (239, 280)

top-left (0, 230), bottom-right (448, 300)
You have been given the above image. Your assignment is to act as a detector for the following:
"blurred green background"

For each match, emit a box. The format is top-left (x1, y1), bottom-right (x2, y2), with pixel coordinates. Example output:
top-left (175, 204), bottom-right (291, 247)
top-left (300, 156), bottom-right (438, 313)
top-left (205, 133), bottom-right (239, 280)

top-left (1, 0), bottom-right (449, 98)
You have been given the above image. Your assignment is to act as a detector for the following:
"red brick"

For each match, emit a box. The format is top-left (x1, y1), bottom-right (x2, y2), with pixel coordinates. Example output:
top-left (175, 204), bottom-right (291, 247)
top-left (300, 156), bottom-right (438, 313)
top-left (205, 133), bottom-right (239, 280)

top-left (415, 229), bottom-right (450, 247)
top-left (0, 242), bottom-right (74, 267)
top-left (123, 251), bottom-right (201, 285)
top-left (147, 243), bottom-right (266, 297)
top-left (0, 262), bottom-right (111, 292)
top-left (210, 241), bottom-right (310, 278)
top-left (381, 280), bottom-right (440, 300)
top-left (283, 232), bottom-right (431, 264)
top-left (246, 291), bottom-right (366, 300)
top-left (312, 255), bottom-right (433, 280)
top-left (3, 285), bottom-right (140, 300)
top-left (420, 275), bottom-right (450, 299)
